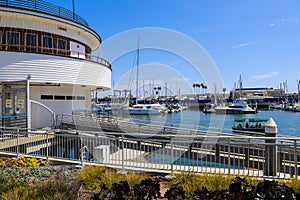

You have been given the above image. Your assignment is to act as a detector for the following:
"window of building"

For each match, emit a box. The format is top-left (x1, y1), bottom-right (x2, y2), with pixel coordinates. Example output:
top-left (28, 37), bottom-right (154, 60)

top-left (41, 95), bottom-right (53, 100)
top-left (76, 96), bottom-right (86, 100)
top-left (42, 35), bottom-right (53, 54)
top-left (25, 33), bottom-right (38, 52)
top-left (66, 96), bottom-right (76, 100)
top-left (57, 38), bottom-right (67, 55)
top-left (54, 95), bottom-right (65, 100)
top-left (6, 31), bottom-right (20, 51)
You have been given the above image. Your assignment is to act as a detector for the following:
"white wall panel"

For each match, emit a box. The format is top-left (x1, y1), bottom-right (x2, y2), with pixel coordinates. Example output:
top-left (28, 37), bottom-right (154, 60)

top-left (30, 84), bottom-right (89, 115)
top-left (0, 51), bottom-right (111, 89)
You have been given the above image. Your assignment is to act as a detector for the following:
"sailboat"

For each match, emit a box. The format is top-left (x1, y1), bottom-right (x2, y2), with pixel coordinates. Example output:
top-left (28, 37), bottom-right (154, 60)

top-left (125, 39), bottom-right (167, 115)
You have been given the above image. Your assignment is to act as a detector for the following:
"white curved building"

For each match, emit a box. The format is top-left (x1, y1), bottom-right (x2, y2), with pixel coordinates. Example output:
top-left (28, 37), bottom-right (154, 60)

top-left (0, 0), bottom-right (111, 128)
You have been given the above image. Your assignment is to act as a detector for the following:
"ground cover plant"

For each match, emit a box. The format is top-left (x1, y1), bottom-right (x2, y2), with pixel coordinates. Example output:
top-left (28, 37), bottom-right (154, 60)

top-left (0, 156), bottom-right (49, 167)
top-left (0, 157), bottom-right (300, 199)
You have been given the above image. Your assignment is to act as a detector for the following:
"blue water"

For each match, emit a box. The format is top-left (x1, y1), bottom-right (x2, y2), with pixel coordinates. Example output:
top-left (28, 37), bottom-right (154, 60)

top-left (129, 109), bottom-right (300, 136)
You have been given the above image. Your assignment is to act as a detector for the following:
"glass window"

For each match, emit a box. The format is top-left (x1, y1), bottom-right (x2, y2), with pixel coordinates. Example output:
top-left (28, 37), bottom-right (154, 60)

top-left (42, 35), bottom-right (53, 54)
top-left (76, 96), bottom-right (86, 100)
top-left (57, 38), bottom-right (67, 55)
top-left (41, 95), bottom-right (53, 100)
top-left (6, 31), bottom-right (20, 51)
top-left (54, 95), bottom-right (65, 100)
top-left (25, 33), bottom-right (38, 52)
top-left (66, 96), bottom-right (76, 100)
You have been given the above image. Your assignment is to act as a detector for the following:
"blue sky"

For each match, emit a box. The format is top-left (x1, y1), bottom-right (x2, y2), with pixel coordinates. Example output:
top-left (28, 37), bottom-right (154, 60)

top-left (51, 0), bottom-right (300, 94)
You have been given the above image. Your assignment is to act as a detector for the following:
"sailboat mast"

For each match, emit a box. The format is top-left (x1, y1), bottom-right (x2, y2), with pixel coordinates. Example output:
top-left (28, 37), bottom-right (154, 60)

top-left (239, 75), bottom-right (242, 98)
top-left (136, 38), bottom-right (140, 105)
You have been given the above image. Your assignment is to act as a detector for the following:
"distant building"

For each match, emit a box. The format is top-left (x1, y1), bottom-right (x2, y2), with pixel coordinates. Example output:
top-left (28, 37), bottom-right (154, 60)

top-left (229, 87), bottom-right (284, 100)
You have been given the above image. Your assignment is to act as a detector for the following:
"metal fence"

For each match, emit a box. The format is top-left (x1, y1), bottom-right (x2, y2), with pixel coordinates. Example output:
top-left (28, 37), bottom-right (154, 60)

top-left (0, 0), bottom-right (88, 26)
top-left (0, 126), bottom-right (300, 179)
top-left (31, 100), bottom-right (54, 129)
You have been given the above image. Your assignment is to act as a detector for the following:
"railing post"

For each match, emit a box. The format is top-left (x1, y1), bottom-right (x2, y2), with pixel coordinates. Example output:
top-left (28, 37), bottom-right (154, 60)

top-left (294, 140), bottom-right (298, 179)
top-left (46, 130), bottom-right (49, 162)
top-left (51, 113), bottom-right (55, 129)
top-left (121, 134), bottom-right (125, 173)
top-left (227, 139), bottom-right (231, 176)
top-left (215, 142), bottom-right (220, 163)
top-left (170, 139), bottom-right (174, 175)
top-left (80, 131), bottom-right (83, 166)
top-left (264, 118), bottom-right (277, 177)
top-left (16, 128), bottom-right (19, 157)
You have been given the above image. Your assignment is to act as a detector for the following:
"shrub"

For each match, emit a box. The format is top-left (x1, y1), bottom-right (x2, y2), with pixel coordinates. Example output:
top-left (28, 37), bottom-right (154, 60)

top-left (76, 165), bottom-right (109, 190)
top-left (124, 172), bottom-right (148, 191)
top-left (0, 156), bottom-right (49, 168)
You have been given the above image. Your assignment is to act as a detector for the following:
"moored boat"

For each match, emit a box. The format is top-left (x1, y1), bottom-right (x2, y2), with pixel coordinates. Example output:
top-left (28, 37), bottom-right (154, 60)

top-left (203, 103), bottom-right (217, 113)
top-left (215, 99), bottom-right (257, 114)
top-left (232, 117), bottom-right (269, 133)
top-left (127, 103), bottom-right (167, 115)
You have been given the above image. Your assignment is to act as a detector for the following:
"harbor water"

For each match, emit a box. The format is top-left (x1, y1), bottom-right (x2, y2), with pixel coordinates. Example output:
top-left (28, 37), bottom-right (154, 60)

top-left (129, 109), bottom-right (300, 136)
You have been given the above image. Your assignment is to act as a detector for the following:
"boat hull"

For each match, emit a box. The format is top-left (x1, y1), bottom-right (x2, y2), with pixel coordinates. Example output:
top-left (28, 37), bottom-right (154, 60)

top-left (128, 110), bottom-right (162, 115)
top-left (232, 127), bottom-right (265, 133)
top-left (215, 109), bottom-right (257, 114)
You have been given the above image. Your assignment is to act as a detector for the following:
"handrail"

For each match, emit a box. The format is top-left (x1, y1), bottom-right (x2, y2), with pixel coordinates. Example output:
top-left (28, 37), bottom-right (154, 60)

top-left (0, 44), bottom-right (112, 70)
top-left (0, 0), bottom-right (89, 27)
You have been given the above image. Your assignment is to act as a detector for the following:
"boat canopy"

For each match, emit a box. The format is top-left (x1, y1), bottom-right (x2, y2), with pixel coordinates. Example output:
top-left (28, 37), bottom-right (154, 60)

top-left (234, 118), bottom-right (269, 122)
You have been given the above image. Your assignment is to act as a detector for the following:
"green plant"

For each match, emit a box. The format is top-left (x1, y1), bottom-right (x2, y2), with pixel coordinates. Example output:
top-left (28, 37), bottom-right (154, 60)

top-left (0, 156), bottom-right (49, 168)
top-left (0, 185), bottom-right (37, 200)
top-left (76, 165), bottom-right (109, 190)
top-left (101, 169), bottom-right (125, 190)
top-left (198, 174), bottom-right (232, 191)
top-left (170, 173), bottom-right (232, 198)
top-left (125, 172), bottom-right (148, 191)
top-left (285, 178), bottom-right (300, 194)
top-left (171, 172), bottom-right (202, 198)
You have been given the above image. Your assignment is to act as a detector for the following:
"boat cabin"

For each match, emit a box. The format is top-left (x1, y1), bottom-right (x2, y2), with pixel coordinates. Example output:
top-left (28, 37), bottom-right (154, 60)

top-left (232, 117), bottom-right (269, 133)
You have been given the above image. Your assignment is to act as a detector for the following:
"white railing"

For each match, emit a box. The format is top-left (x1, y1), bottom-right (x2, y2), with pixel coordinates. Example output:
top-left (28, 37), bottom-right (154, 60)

top-left (0, 127), bottom-right (300, 179)
top-left (30, 100), bottom-right (54, 129)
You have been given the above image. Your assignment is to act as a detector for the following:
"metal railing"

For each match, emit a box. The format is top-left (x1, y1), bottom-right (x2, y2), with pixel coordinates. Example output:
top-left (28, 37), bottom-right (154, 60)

top-left (1, 126), bottom-right (300, 179)
top-left (30, 100), bottom-right (54, 129)
top-left (0, 0), bottom-right (88, 27)
top-left (0, 44), bottom-right (112, 69)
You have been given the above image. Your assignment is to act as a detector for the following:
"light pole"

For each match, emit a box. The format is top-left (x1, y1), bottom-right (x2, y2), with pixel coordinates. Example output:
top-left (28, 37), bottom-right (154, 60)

top-left (72, 0), bottom-right (75, 20)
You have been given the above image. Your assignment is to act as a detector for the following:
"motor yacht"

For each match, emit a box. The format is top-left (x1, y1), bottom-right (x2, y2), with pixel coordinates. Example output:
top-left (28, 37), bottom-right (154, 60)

top-left (215, 100), bottom-right (257, 114)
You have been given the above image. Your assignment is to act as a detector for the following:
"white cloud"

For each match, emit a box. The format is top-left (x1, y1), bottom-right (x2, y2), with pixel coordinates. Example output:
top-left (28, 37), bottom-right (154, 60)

top-left (232, 42), bottom-right (255, 48)
top-left (252, 72), bottom-right (279, 80)
top-left (269, 17), bottom-right (300, 28)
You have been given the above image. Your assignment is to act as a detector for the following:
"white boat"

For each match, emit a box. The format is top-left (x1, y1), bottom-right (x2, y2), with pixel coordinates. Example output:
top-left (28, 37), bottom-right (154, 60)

top-left (215, 99), bottom-right (257, 114)
top-left (122, 39), bottom-right (168, 115)
top-left (126, 103), bottom-right (167, 115)
top-left (166, 102), bottom-right (186, 113)
top-left (203, 103), bottom-right (217, 113)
